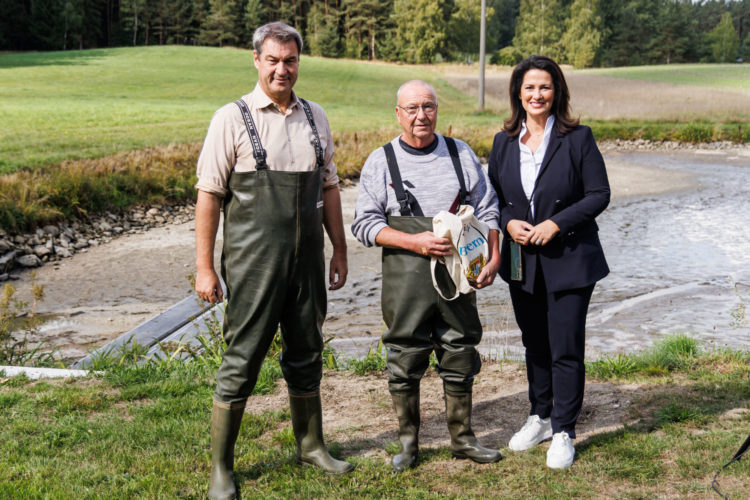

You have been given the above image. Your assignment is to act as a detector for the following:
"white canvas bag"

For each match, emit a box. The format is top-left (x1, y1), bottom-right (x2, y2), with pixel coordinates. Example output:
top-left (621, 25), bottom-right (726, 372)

top-left (430, 205), bottom-right (490, 301)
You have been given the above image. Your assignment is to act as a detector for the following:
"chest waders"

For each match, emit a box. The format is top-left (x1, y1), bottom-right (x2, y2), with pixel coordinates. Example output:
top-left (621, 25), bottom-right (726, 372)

top-left (380, 138), bottom-right (501, 471)
top-left (208, 99), bottom-right (351, 500)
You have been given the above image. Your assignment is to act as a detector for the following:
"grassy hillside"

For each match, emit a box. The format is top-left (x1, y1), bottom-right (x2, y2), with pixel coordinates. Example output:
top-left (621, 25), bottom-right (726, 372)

top-left (0, 46), bottom-right (491, 175)
top-left (0, 48), bottom-right (747, 232)
top-left (586, 64), bottom-right (750, 93)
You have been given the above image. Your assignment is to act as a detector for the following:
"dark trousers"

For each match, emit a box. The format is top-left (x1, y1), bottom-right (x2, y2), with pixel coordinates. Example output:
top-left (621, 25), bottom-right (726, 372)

top-left (509, 266), bottom-right (594, 438)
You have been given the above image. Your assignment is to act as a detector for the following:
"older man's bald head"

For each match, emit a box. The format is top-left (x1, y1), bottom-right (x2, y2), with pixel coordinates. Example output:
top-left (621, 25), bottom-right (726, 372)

top-left (396, 80), bottom-right (437, 105)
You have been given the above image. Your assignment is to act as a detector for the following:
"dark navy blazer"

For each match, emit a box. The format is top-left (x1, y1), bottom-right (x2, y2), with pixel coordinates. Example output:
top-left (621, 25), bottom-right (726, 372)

top-left (488, 125), bottom-right (610, 294)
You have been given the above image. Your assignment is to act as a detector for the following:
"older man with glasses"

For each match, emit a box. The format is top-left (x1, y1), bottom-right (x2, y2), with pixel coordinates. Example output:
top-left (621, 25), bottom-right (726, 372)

top-left (352, 80), bottom-right (502, 471)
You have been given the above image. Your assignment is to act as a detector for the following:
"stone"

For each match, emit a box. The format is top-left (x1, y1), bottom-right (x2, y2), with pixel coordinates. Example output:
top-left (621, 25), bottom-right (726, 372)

top-left (56, 247), bottom-right (73, 258)
top-left (0, 238), bottom-right (12, 253)
top-left (42, 225), bottom-right (60, 237)
top-left (33, 245), bottom-right (52, 257)
top-left (16, 254), bottom-right (42, 268)
top-left (88, 239), bottom-right (99, 246)
top-left (99, 221), bottom-right (112, 231)
top-left (73, 240), bottom-right (89, 250)
top-left (0, 250), bottom-right (20, 273)
top-left (0, 273), bottom-right (8, 281)
top-left (146, 208), bottom-right (160, 216)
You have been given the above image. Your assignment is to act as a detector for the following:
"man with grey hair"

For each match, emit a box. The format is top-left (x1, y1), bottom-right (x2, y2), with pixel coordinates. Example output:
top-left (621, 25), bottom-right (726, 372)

top-left (352, 80), bottom-right (502, 471)
top-left (195, 21), bottom-right (352, 499)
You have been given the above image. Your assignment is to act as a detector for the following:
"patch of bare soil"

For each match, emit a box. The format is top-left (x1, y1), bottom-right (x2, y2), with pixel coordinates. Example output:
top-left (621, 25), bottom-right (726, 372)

top-left (245, 363), bottom-right (646, 463)
top-left (442, 72), bottom-right (750, 121)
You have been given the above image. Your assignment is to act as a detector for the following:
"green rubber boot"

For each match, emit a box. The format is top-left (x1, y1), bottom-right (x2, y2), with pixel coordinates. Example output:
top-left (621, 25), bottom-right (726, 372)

top-left (445, 392), bottom-right (502, 464)
top-left (390, 390), bottom-right (420, 472)
top-left (289, 392), bottom-right (354, 475)
top-left (208, 400), bottom-right (246, 500)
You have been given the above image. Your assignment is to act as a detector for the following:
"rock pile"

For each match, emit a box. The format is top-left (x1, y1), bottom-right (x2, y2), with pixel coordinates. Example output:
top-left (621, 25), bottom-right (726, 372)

top-left (0, 202), bottom-right (195, 281)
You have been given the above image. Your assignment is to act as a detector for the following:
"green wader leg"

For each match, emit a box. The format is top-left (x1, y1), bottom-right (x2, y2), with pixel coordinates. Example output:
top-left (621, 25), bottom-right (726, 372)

top-left (382, 216), bottom-right (498, 465)
top-left (289, 391), bottom-right (354, 474)
top-left (208, 400), bottom-right (246, 500)
top-left (390, 390), bottom-right (420, 472)
top-left (444, 388), bottom-right (502, 464)
top-left (212, 166), bottom-right (349, 485)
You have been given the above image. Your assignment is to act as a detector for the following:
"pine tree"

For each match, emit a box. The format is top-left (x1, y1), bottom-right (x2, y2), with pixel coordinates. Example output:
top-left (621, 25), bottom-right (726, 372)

top-left (200, 0), bottom-right (239, 47)
top-left (561, 0), bottom-right (602, 68)
top-left (708, 11), bottom-right (740, 62)
top-left (392, 0), bottom-right (447, 63)
top-left (512, 0), bottom-right (566, 60)
top-left (243, 0), bottom-right (266, 48)
top-left (307, 1), bottom-right (340, 57)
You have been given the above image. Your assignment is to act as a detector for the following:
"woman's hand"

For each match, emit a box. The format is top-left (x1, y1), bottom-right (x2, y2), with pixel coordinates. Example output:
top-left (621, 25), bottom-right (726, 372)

top-left (506, 219), bottom-right (534, 245)
top-left (528, 219), bottom-right (560, 246)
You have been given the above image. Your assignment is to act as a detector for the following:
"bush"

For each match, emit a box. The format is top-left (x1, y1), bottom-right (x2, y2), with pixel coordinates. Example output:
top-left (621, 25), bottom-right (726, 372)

top-left (491, 46), bottom-right (523, 66)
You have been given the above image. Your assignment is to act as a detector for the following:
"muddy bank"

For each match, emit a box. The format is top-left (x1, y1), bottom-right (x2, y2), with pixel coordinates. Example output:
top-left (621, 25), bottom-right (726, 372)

top-left (10, 144), bottom-right (748, 364)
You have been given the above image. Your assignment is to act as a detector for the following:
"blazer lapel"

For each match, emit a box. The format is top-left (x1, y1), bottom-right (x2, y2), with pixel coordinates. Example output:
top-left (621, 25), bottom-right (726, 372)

top-left (505, 136), bottom-right (525, 200)
top-left (537, 131), bottom-right (563, 181)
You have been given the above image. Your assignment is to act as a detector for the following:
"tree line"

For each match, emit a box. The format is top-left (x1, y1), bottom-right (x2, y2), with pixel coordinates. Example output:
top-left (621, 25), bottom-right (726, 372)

top-left (1, 0), bottom-right (748, 67)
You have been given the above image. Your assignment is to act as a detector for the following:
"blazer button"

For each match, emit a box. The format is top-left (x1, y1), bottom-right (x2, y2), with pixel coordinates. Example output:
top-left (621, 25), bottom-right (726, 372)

top-left (555, 200), bottom-right (561, 204)
top-left (508, 202), bottom-right (514, 207)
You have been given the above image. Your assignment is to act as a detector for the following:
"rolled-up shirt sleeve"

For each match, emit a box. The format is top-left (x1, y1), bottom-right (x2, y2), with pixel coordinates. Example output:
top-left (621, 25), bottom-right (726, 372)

top-left (351, 149), bottom-right (389, 247)
top-left (311, 102), bottom-right (339, 189)
top-left (195, 106), bottom-right (236, 198)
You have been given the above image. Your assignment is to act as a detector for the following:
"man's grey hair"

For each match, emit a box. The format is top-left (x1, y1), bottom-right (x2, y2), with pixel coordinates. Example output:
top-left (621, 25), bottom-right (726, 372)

top-left (252, 22), bottom-right (303, 55)
top-left (396, 80), bottom-right (437, 103)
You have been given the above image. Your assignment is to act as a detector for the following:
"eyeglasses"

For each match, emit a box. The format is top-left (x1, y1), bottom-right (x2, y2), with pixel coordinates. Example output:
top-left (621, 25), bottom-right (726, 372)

top-left (398, 103), bottom-right (437, 116)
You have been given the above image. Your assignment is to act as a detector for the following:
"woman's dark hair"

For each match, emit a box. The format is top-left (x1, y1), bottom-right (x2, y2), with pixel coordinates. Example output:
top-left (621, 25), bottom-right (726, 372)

top-left (503, 55), bottom-right (579, 137)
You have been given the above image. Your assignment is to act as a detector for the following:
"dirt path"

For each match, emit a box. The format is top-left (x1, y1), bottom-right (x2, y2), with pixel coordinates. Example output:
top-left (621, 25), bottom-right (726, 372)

top-left (11, 145), bottom-right (740, 363)
top-left (248, 362), bottom-right (644, 462)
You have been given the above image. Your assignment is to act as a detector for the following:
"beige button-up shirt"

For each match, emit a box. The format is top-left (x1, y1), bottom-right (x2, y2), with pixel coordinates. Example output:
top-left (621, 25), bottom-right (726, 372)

top-left (195, 84), bottom-right (339, 197)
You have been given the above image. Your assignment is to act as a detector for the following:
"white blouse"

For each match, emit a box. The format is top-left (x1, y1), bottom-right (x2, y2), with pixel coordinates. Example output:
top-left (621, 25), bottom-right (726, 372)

top-left (519, 115), bottom-right (555, 218)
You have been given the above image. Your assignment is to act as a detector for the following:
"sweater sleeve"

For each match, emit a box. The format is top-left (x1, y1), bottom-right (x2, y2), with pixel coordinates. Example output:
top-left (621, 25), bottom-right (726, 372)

top-left (351, 148), bottom-right (390, 247)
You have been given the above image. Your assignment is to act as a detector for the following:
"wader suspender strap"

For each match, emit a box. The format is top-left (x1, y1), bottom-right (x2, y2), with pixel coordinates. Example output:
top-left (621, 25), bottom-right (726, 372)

top-left (234, 99), bottom-right (267, 170)
top-left (298, 98), bottom-right (325, 170)
top-left (444, 137), bottom-right (467, 206)
top-left (383, 137), bottom-right (467, 216)
top-left (383, 143), bottom-right (411, 216)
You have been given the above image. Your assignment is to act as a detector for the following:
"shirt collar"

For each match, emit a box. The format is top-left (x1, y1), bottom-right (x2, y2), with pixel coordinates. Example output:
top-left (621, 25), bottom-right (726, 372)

top-left (520, 114), bottom-right (556, 140)
top-left (251, 83), bottom-right (299, 112)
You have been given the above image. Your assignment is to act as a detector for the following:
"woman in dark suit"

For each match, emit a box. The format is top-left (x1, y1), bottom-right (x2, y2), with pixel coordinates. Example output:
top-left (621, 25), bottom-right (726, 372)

top-left (487, 55), bottom-right (610, 469)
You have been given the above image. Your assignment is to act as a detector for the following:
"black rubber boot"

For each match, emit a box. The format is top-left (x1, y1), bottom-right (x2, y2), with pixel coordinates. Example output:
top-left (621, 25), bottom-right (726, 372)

top-left (445, 392), bottom-right (502, 464)
top-left (391, 390), bottom-right (420, 472)
top-left (208, 400), bottom-right (246, 500)
top-left (289, 392), bottom-right (354, 475)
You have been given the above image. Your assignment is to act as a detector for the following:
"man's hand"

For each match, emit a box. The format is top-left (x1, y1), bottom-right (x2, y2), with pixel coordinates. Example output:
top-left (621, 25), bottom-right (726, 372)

top-left (196, 269), bottom-right (224, 304)
top-left (329, 248), bottom-right (348, 290)
top-left (409, 231), bottom-right (452, 257)
top-left (473, 229), bottom-right (500, 289)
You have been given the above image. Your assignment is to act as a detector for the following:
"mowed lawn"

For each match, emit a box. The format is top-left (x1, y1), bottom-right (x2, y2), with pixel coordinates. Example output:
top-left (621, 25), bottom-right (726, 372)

top-left (0, 46), bottom-right (489, 174)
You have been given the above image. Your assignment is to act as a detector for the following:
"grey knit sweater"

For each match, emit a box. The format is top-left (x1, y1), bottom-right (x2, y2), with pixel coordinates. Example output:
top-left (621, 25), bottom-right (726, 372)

top-left (352, 134), bottom-right (500, 247)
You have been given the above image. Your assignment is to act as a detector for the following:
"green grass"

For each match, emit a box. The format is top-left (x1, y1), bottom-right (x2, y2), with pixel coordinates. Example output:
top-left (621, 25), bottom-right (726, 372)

top-left (0, 46), bottom-right (491, 175)
top-left (1, 343), bottom-right (748, 498)
top-left (586, 63), bottom-right (750, 93)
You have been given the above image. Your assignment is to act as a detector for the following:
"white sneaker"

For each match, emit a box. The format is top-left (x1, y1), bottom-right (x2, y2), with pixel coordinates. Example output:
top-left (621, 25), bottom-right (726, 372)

top-left (546, 431), bottom-right (575, 469)
top-left (508, 415), bottom-right (553, 451)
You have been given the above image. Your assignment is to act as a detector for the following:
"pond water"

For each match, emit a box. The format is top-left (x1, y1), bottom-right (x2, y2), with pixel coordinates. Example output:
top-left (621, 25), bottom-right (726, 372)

top-left (327, 150), bottom-right (750, 360)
